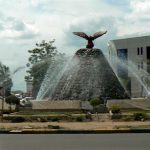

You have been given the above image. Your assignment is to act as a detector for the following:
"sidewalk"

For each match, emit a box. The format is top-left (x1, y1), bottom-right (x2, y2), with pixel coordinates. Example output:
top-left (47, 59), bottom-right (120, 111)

top-left (0, 121), bottom-right (150, 134)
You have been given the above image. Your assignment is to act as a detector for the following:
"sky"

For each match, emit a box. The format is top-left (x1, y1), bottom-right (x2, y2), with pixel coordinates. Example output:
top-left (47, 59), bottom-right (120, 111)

top-left (0, 0), bottom-right (149, 92)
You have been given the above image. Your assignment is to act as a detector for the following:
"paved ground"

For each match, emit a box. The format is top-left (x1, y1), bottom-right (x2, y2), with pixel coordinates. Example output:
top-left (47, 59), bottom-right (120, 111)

top-left (0, 121), bottom-right (150, 130)
top-left (0, 134), bottom-right (150, 150)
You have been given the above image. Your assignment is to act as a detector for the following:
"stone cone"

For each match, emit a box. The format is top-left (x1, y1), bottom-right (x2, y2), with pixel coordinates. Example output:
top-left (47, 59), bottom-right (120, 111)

top-left (50, 48), bottom-right (128, 100)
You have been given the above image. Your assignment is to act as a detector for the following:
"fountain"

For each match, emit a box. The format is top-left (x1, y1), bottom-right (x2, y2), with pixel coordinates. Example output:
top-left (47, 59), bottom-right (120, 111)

top-left (36, 31), bottom-right (129, 100)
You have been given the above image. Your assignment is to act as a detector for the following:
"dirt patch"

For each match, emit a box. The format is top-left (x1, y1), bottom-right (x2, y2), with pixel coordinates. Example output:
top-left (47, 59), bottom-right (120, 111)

top-left (0, 121), bottom-right (150, 130)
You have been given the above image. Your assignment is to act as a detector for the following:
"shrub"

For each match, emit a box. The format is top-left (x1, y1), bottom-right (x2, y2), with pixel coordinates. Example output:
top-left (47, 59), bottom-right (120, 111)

top-left (111, 114), bottom-right (122, 119)
top-left (133, 112), bottom-right (148, 121)
top-left (76, 116), bottom-right (84, 122)
top-left (51, 117), bottom-right (60, 122)
top-left (85, 113), bottom-right (92, 120)
top-left (90, 98), bottom-right (102, 107)
top-left (110, 104), bottom-right (121, 114)
top-left (11, 117), bottom-right (25, 123)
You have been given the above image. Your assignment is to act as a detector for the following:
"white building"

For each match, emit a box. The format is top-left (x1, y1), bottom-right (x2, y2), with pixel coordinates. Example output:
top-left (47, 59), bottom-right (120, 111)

top-left (108, 35), bottom-right (150, 98)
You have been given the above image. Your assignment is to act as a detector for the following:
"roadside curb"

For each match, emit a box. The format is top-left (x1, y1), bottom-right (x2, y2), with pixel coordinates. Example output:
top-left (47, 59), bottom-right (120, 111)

top-left (0, 128), bottom-right (150, 134)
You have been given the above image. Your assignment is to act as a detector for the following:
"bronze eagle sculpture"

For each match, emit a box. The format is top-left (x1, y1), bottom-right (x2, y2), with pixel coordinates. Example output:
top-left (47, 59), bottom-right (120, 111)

top-left (73, 31), bottom-right (107, 48)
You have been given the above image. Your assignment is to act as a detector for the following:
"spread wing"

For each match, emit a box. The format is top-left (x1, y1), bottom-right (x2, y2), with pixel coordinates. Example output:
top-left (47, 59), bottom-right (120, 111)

top-left (73, 32), bottom-right (89, 40)
top-left (93, 31), bottom-right (107, 40)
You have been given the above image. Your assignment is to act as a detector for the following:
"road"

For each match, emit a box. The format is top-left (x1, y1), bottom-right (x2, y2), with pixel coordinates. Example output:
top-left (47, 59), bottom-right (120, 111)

top-left (0, 133), bottom-right (150, 150)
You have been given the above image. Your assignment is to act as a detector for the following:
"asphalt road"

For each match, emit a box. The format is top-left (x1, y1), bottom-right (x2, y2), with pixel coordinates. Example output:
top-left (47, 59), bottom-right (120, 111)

top-left (0, 133), bottom-right (150, 150)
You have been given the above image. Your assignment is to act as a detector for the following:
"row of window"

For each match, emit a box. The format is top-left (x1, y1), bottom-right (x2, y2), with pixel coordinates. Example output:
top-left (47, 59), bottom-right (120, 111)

top-left (137, 47), bottom-right (143, 55)
top-left (137, 62), bottom-right (144, 69)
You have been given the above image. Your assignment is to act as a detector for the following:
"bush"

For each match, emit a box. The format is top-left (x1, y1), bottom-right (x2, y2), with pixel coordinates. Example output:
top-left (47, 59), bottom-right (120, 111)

top-left (51, 117), bottom-right (60, 122)
top-left (110, 104), bottom-right (121, 114)
top-left (111, 114), bottom-right (122, 119)
top-left (5, 95), bottom-right (20, 105)
top-left (90, 98), bottom-right (102, 107)
top-left (133, 112), bottom-right (148, 121)
top-left (85, 113), bottom-right (92, 120)
top-left (76, 116), bottom-right (84, 122)
top-left (11, 117), bottom-right (25, 123)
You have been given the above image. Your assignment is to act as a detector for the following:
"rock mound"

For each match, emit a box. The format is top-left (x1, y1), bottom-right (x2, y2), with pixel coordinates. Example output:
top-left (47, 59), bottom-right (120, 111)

top-left (49, 48), bottom-right (128, 100)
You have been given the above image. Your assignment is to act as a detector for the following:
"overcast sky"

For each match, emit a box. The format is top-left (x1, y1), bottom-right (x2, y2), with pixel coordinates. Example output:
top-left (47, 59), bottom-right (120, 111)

top-left (0, 0), bottom-right (149, 91)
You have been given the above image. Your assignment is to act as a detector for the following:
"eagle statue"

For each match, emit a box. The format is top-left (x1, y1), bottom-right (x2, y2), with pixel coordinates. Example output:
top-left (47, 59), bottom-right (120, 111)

top-left (73, 31), bottom-right (107, 48)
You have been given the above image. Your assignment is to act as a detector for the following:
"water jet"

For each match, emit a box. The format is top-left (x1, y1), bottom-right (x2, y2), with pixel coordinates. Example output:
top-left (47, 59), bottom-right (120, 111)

top-left (36, 31), bottom-right (129, 100)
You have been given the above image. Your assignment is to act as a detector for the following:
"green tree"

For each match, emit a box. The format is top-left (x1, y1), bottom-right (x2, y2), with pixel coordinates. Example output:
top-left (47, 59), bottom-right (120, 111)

top-left (0, 62), bottom-right (12, 121)
top-left (0, 62), bottom-right (12, 97)
top-left (90, 97), bottom-right (102, 108)
top-left (25, 40), bottom-right (59, 97)
top-left (5, 95), bottom-right (20, 112)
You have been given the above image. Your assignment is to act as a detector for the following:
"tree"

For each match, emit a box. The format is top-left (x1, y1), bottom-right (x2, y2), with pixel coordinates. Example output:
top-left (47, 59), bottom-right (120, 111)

top-left (90, 97), bottom-right (102, 108)
top-left (0, 62), bottom-right (12, 121)
top-left (0, 62), bottom-right (12, 97)
top-left (89, 97), bottom-right (103, 113)
top-left (25, 40), bottom-right (59, 97)
top-left (5, 95), bottom-right (20, 112)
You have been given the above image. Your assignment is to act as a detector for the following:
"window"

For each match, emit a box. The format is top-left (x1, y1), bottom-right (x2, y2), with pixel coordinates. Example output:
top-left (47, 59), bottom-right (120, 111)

top-left (117, 49), bottom-right (128, 78)
top-left (141, 47), bottom-right (143, 55)
top-left (137, 47), bottom-right (140, 55)
top-left (137, 62), bottom-right (144, 70)
top-left (141, 62), bottom-right (143, 69)
top-left (146, 46), bottom-right (150, 73)
top-left (138, 62), bottom-right (140, 70)
top-left (137, 47), bottom-right (143, 55)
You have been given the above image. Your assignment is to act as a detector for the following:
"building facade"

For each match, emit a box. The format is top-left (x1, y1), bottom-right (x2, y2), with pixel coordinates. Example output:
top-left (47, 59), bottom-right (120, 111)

top-left (26, 80), bottom-right (33, 97)
top-left (108, 36), bottom-right (150, 98)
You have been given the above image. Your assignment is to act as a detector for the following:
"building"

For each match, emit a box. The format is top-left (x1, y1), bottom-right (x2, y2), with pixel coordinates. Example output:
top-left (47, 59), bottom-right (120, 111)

top-left (108, 35), bottom-right (150, 98)
top-left (26, 80), bottom-right (33, 97)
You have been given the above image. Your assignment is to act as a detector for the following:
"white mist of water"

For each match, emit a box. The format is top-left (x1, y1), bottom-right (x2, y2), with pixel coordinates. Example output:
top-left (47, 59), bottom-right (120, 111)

top-left (12, 66), bottom-right (26, 75)
top-left (52, 56), bottom-right (81, 100)
top-left (127, 60), bottom-right (149, 94)
top-left (36, 55), bottom-right (75, 100)
top-left (107, 41), bottom-right (150, 97)
top-left (106, 41), bottom-right (130, 96)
